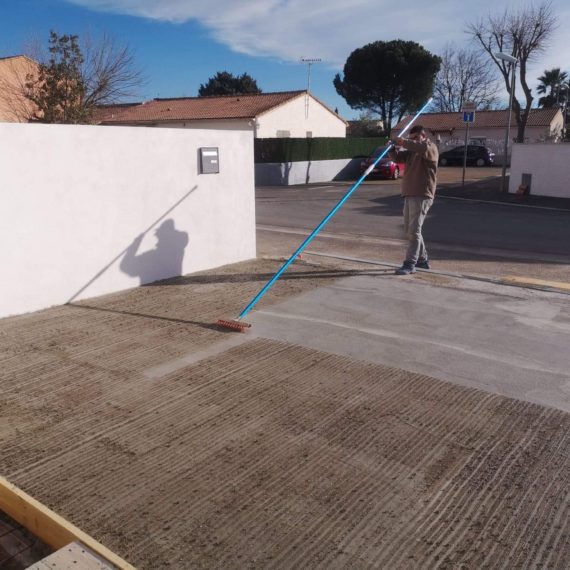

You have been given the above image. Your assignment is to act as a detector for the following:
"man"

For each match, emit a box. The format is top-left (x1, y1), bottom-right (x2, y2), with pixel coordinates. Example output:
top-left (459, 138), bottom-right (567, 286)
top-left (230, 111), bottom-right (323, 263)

top-left (391, 125), bottom-right (439, 275)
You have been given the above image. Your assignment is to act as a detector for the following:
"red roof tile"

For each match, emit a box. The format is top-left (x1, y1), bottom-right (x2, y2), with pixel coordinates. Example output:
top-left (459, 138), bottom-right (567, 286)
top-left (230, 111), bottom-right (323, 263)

top-left (394, 108), bottom-right (561, 132)
top-left (97, 91), bottom-right (314, 124)
top-left (92, 103), bottom-right (142, 123)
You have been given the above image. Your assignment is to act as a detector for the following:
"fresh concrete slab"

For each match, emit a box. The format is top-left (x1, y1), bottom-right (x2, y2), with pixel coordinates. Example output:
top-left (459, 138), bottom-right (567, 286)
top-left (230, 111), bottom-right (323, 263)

top-left (248, 272), bottom-right (570, 412)
top-left (2, 259), bottom-right (569, 568)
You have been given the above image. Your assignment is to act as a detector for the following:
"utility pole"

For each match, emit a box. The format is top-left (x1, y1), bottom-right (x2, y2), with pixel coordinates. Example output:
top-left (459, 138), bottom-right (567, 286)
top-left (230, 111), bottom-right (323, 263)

top-left (300, 58), bottom-right (321, 119)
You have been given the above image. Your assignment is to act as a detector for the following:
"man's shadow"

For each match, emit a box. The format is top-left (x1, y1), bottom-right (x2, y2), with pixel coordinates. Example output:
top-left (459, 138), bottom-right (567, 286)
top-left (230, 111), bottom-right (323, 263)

top-left (120, 219), bottom-right (189, 285)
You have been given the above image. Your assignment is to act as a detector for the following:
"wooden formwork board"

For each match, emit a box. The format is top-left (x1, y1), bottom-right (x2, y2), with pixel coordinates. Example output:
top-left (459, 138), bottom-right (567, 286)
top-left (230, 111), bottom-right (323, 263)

top-left (0, 475), bottom-right (136, 570)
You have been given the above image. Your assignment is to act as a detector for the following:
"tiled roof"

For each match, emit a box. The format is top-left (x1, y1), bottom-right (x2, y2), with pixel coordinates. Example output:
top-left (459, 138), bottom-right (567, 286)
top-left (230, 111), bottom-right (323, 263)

top-left (92, 103), bottom-right (143, 123)
top-left (394, 108), bottom-right (561, 131)
top-left (97, 90), bottom-right (318, 124)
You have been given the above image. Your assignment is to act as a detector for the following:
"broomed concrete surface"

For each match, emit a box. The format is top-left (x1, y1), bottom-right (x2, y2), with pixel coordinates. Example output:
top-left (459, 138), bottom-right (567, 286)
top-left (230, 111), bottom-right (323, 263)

top-left (1, 258), bottom-right (569, 569)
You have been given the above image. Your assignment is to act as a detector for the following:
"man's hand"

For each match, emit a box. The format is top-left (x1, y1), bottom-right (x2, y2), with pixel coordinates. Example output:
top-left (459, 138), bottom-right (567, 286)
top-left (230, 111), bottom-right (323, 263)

top-left (391, 137), bottom-right (405, 147)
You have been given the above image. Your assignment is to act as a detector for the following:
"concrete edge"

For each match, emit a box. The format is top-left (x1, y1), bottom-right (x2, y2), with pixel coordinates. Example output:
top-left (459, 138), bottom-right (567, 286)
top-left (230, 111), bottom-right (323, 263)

top-left (301, 251), bottom-right (570, 296)
top-left (502, 275), bottom-right (570, 292)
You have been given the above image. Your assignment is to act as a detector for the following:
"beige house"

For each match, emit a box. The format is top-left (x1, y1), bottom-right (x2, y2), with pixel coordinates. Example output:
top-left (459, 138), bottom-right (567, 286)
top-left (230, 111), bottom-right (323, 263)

top-left (96, 90), bottom-right (347, 138)
top-left (393, 108), bottom-right (564, 153)
top-left (0, 55), bottom-right (39, 122)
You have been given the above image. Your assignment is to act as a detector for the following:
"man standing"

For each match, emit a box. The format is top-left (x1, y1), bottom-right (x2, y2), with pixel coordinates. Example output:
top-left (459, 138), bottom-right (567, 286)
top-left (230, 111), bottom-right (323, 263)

top-left (391, 125), bottom-right (439, 275)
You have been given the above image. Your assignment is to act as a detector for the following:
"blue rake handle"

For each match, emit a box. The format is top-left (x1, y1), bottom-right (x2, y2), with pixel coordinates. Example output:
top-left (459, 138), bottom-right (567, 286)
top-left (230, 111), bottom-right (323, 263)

top-left (238, 98), bottom-right (433, 320)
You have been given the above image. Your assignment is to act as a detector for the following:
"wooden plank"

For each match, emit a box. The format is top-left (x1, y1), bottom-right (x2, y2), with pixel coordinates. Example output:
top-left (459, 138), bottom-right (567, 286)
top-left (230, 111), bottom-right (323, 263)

top-left (0, 476), bottom-right (136, 569)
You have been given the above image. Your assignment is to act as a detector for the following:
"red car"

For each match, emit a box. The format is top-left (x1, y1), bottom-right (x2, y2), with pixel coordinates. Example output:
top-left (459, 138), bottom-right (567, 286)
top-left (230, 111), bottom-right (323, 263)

top-left (360, 146), bottom-right (405, 180)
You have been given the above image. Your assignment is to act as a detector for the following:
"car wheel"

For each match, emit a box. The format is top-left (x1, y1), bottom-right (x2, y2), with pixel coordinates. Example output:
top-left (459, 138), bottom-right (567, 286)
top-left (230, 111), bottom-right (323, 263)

top-left (475, 158), bottom-right (485, 166)
top-left (392, 167), bottom-right (400, 180)
top-left (440, 157), bottom-right (448, 166)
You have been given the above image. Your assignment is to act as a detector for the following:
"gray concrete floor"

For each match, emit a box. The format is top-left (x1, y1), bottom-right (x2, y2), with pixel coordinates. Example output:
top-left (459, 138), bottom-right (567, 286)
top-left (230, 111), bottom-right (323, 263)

top-left (248, 271), bottom-right (570, 412)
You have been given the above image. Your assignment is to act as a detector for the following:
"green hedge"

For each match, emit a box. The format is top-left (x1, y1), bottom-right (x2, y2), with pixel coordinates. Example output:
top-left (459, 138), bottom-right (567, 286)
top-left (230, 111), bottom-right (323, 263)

top-left (254, 137), bottom-right (388, 163)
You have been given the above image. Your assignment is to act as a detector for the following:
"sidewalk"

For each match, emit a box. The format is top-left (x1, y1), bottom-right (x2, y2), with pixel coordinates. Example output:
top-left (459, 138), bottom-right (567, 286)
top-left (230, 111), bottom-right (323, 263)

top-left (438, 172), bottom-right (570, 210)
top-left (1, 256), bottom-right (569, 569)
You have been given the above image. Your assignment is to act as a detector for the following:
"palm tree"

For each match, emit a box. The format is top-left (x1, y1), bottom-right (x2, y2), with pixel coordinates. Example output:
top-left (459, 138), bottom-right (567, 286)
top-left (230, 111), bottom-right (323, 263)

top-left (537, 68), bottom-right (568, 108)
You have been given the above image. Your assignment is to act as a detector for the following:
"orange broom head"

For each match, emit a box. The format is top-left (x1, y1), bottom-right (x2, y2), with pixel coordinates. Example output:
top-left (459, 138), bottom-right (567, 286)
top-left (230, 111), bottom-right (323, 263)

top-left (216, 318), bottom-right (252, 332)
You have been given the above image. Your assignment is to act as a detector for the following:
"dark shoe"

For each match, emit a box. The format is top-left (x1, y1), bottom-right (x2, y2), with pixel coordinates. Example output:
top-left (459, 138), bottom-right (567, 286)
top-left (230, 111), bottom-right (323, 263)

top-left (416, 259), bottom-right (430, 270)
top-left (395, 264), bottom-right (416, 275)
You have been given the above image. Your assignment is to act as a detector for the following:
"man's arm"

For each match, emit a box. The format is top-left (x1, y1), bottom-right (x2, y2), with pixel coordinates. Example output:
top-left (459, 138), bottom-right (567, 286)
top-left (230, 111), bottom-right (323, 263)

top-left (396, 138), bottom-right (438, 162)
top-left (390, 137), bottom-right (408, 161)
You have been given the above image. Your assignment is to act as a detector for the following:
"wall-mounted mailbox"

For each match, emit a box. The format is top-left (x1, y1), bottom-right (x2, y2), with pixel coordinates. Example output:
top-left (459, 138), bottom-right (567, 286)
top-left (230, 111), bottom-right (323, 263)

top-left (199, 147), bottom-right (220, 174)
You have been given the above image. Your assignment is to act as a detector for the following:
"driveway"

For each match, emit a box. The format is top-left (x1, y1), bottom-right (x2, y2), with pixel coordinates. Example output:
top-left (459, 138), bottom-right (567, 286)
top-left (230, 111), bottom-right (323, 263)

top-left (1, 249), bottom-right (569, 568)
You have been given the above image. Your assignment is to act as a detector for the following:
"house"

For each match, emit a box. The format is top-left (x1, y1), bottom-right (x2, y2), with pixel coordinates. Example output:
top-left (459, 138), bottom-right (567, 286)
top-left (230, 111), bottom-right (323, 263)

top-left (346, 118), bottom-right (384, 137)
top-left (96, 90), bottom-right (347, 138)
top-left (393, 108), bottom-right (564, 155)
top-left (0, 55), bottom-right (39, 122)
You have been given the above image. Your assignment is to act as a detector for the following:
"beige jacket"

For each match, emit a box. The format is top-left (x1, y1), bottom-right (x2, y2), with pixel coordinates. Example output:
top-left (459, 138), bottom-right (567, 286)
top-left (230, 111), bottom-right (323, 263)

top-left (394, 139), bottom-right (439, 199)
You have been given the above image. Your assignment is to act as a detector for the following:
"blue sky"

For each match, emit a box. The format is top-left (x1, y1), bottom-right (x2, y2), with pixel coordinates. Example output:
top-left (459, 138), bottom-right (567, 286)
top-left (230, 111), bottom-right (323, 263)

top-left (1, 0), bottom-right (569, 120)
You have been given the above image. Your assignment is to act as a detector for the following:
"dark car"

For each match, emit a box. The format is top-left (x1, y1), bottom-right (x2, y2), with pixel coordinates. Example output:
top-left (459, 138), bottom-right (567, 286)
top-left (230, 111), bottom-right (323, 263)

top-left (438, 145), bottom-right (495, 167)
top-left (360, 146), bottom-right (406, 180)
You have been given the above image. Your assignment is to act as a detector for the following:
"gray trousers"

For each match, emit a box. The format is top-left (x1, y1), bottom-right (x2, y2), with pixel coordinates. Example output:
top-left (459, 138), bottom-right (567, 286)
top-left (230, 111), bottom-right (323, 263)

top-left (403, 197), bottom-right (433, 265)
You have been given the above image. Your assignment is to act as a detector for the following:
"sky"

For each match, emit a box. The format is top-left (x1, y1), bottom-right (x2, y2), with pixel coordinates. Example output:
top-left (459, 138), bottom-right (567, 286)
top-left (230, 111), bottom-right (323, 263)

top-left (1, 0), bottom-right (569, 120)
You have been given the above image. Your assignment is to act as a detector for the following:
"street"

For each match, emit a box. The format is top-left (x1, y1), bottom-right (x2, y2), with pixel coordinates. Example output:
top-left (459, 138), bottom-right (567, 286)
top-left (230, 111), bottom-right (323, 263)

top-left (256, 172), bottom-right (570, 284)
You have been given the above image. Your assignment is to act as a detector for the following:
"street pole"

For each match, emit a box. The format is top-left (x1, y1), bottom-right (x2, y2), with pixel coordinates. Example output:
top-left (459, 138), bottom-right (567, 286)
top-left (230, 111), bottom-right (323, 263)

top-left (496, 53), bottom-right (518, 194)
top-left (562, 84), bottom-right (569, 141)
top-left (462, 121), bottom-right (470, 188)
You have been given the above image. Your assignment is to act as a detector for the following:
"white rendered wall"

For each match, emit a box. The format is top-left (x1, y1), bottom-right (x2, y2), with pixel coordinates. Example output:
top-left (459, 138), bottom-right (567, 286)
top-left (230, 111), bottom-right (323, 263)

top-left (0, 123), bottom-right (255, 318)
top-left (255, 158), bottom-right (359, 185)
top-left (256, 95), bottom-right (346, 138)
top-left (509, 143), bottom-right (570, 198)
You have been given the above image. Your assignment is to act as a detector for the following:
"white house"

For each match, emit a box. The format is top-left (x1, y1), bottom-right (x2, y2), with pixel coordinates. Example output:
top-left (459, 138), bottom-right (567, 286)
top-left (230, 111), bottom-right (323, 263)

top-left (393, 108), bottom-right (564, 156)
top-left (96, 90), bottom-right (347, 138)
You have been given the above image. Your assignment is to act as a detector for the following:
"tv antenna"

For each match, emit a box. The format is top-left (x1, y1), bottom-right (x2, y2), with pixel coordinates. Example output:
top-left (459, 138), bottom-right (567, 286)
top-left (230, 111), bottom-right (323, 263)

top-left (300, 58), bottom-right (321, 118)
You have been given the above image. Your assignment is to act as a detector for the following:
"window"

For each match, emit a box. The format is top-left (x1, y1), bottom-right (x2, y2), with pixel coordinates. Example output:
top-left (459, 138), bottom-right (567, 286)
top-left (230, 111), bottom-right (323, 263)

top-left (306, 131), bottom-right (313, 138)
top-left (276, 130), bottom-right (291, 138)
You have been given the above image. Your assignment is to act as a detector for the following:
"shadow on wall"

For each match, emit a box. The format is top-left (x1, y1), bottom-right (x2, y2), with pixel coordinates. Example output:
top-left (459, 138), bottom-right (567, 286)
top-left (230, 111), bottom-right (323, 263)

top-left (66, 186), bottom-right (197, 304)
top-left (333, 158), bottom-right (363, 181)
top-left (254, 158), bottom-right (364, 186)
top-left (120, 219), bottom-right (189, 285)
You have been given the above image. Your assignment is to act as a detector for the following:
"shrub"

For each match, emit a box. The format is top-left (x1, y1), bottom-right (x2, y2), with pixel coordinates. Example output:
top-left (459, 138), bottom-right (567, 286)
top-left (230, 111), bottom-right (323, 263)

top-left (254, 137), bottom-right (388, 163)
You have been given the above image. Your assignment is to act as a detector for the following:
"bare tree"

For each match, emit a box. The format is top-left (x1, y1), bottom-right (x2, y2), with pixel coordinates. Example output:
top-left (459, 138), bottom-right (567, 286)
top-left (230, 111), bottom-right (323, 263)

top-left (433, 44), bottom-right (500, 112)
top-left (81, 32), bottom-right (144, 110)
top-left (467, 1), bottom-right (557, 142)
top-left (11, 31), bottom-right (144, 123)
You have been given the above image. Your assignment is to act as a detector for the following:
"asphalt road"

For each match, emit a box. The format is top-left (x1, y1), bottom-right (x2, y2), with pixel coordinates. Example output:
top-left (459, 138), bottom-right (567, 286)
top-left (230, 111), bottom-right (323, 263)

top-left (256, 179), bottom-right (570, 260)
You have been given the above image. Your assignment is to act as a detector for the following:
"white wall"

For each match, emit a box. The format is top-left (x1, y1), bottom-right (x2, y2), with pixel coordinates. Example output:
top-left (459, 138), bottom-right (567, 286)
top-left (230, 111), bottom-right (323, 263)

top-left (256, 94), bottom-right (346, 138)
top-left (432, 125), bottom-right (561, 147)
top-left (0, 123), bottom-right (256, 318)
top-left (509, 143), bottom-right (570, 198)
top-left (255, 158), bottom-right (360, 185)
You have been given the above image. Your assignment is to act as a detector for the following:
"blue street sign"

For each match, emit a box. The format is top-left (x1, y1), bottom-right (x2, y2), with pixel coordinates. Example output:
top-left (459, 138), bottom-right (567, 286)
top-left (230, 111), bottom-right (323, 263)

top-left (463, 111), bottom-right (475, 123)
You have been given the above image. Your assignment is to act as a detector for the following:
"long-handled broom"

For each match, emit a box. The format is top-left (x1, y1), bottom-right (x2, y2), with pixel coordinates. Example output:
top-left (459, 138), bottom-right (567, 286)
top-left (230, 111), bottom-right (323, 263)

top-left (217, 98), bottom-right (434, 332)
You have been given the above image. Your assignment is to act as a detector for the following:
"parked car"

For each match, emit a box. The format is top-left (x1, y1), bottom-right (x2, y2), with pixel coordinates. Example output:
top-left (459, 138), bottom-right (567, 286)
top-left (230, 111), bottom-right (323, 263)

top-left (360, 147), bottom-right (406, 180)
top-left (438, 145), bottom-right (495, 167)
